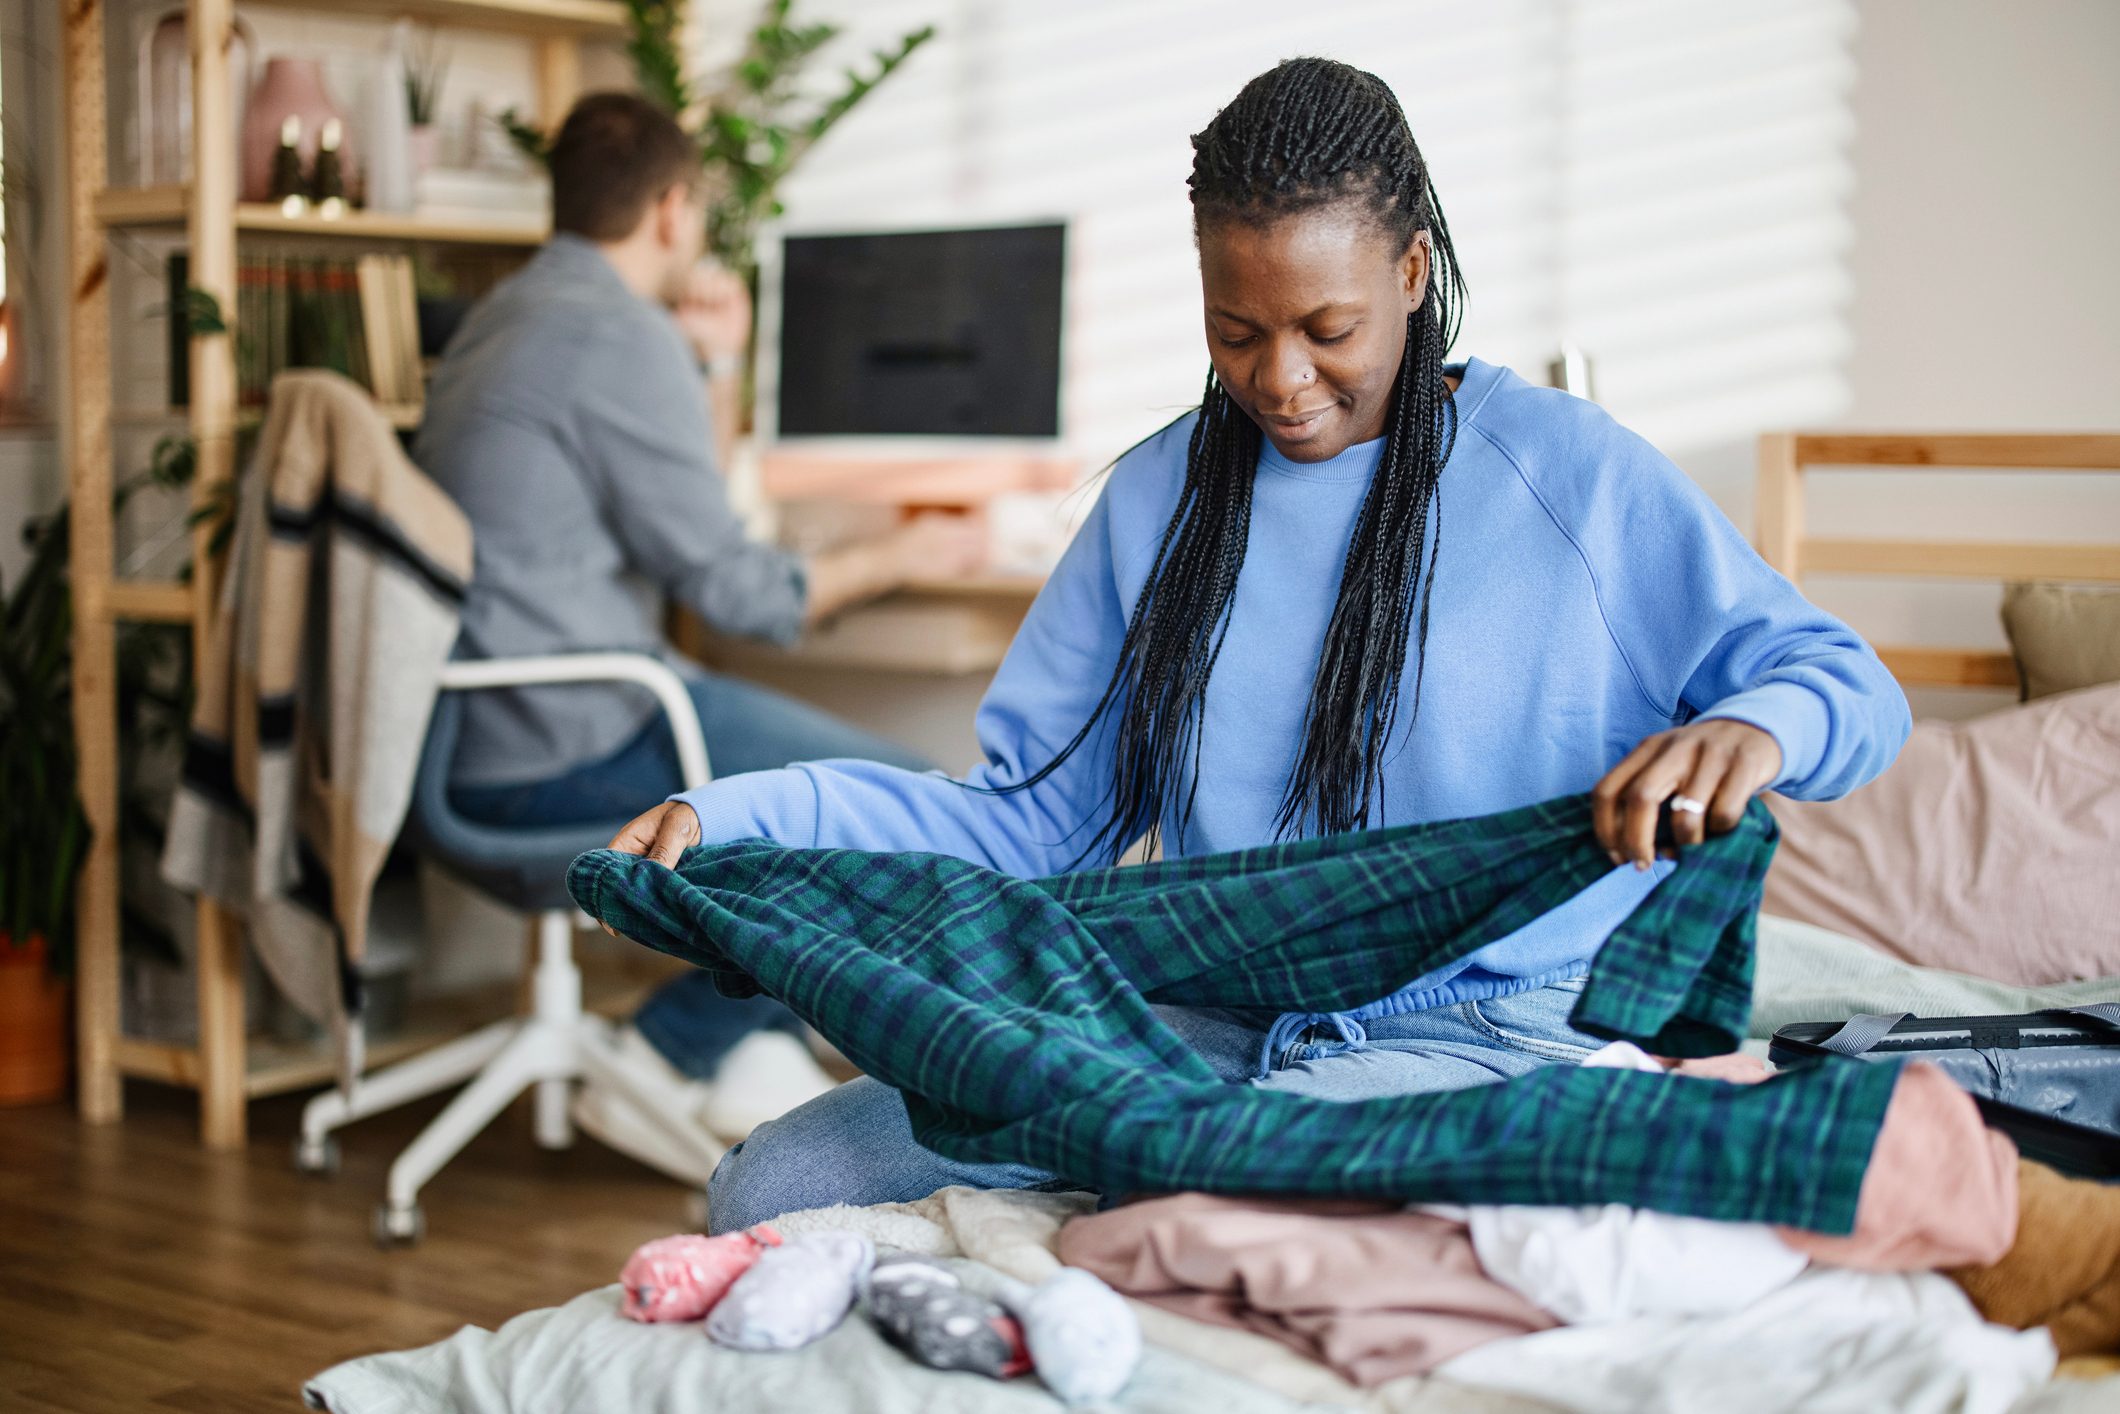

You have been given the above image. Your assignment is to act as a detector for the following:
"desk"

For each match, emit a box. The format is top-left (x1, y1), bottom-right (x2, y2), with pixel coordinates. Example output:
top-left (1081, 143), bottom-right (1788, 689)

top-left (670, 574), bottom-right (1048, 772)
top-left (675, 573), bottom-right (1045, 677)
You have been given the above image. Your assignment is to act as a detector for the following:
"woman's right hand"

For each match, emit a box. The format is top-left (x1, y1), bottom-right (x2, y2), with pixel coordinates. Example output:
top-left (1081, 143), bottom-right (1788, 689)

top-left (608, 800), bottom-right (702, 868)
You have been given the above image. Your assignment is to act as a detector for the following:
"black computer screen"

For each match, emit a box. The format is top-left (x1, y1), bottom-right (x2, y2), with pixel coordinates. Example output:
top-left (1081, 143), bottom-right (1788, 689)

top-left (775, 223), bottom-right (1065, 438)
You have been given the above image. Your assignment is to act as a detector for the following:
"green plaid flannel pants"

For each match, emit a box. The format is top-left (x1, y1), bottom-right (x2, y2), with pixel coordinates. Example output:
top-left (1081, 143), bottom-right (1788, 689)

top-left (570, 793), bottom-right (1897, 1233)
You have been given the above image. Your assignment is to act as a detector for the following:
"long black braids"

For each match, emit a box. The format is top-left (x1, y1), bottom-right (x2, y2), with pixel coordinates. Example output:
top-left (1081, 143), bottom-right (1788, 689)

top-left (989, 57), bottom-right (1468, 864)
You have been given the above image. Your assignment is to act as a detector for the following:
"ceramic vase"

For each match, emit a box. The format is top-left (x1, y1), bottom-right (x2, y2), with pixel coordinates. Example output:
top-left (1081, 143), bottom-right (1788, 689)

top-left (366, 25), bottom-right (416, 214)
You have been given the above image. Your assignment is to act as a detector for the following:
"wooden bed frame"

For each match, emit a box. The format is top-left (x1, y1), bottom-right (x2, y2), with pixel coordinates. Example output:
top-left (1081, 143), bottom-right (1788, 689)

top-left (1755, 432), bottom-right (2120, 689)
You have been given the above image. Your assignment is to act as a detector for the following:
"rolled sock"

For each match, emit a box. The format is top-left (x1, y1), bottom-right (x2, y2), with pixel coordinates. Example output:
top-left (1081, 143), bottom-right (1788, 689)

top-left (706, 1231), bottom-right (875, 1352)
top-left (863, 1258), bottom-right (1033, 1379)
top-left (620, 1225), bottom-right (782, 1323)
top-left (1005, 1267), bottom-right (1141, 1405)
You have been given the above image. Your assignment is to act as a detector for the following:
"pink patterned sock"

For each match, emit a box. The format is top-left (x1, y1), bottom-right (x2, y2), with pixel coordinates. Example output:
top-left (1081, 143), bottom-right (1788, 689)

top-left (620, 1224), bottom-right (784, 1323)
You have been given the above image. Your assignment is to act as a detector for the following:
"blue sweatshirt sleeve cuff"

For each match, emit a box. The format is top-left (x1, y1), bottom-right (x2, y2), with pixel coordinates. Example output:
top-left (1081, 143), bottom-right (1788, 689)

top-left (1695, 681), bottom-right (1833, 792)
top-left (670, 767), bottom-right (821, 848)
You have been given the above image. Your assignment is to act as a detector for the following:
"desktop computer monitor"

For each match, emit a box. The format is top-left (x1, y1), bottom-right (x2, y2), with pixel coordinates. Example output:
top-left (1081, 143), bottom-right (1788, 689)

top-left (762, 222), bottom-right (1066, 442)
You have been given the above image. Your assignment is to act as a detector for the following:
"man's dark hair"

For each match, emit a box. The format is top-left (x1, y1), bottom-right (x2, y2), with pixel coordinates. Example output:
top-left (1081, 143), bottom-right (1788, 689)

top-left (548, 92), bottom-right (702, 241)
top-left (986, 57), bottom-right (1469, 864)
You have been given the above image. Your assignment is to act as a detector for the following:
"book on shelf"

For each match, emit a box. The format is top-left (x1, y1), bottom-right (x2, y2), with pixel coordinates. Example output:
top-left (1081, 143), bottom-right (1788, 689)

top-left (356, 254), bottom-right (422, 405)
top-left (184, 252), bottom-right (422, 416)
top-left (167, 253), bottom-right (190, 407)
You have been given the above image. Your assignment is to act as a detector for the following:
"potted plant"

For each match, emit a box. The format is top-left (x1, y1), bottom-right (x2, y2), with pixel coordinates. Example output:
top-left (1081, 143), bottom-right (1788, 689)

top-left (0, 505), bottom-right (89, 1104)
top-left (0, 426), bottom-right (214, 1103)
top-left (505, 0), bottom-right (935, 279)
top-left (404, 24), bottom-right (448, 175)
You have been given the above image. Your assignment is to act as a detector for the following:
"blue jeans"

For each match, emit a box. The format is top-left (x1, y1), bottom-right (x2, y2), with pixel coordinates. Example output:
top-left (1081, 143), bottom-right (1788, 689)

top-left (705, 976), bottom-right (1602, 1233)
top-left (452, 663), bottom-right (934, 1081)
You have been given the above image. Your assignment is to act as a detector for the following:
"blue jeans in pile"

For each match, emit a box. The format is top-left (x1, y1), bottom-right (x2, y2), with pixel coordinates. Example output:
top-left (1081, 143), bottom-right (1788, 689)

top-left (705, 975), bottom-right (1601, 1233)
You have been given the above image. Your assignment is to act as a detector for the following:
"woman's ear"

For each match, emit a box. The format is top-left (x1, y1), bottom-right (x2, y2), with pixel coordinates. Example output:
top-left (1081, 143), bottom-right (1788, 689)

top-left (1403, 231), bottom-right (1434, 312)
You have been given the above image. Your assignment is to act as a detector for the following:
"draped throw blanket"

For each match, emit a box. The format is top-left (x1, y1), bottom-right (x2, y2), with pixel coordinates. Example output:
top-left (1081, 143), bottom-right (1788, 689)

top-left (570, 794), bottom-right (1898, 1233)
top-left (163, 370), bottom-right (471, 1084)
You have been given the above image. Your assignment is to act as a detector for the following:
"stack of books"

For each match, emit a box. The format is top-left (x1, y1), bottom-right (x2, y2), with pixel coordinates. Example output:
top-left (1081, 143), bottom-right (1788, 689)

top-left (413, 167), bottom-right (549, 231)
top-left (169, 252), bottom-right (424, 411)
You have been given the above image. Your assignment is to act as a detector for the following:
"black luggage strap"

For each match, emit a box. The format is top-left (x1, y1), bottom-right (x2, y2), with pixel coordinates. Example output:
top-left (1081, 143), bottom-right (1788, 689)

top-left (1818, 1004), bottom-right (2120, 1058)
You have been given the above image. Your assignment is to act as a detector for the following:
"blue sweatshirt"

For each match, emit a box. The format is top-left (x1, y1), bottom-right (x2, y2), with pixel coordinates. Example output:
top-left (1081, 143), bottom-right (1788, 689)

top-left (673, 356), bottom-right (1910, 1044)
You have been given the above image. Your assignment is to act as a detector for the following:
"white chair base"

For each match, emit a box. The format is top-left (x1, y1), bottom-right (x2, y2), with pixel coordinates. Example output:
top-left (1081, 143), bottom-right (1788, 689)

top-left (297, 907), bottom-right (693, 1246)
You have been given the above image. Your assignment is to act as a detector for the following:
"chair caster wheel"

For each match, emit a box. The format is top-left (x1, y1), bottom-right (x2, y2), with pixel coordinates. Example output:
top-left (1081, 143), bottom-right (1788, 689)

top-left (372, 1202), bottom-right (426, 1248)
top-left (293, 1133), bottom-right (340, 1176)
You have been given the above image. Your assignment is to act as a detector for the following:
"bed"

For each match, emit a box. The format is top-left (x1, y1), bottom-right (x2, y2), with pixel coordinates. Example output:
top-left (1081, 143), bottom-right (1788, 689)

top-left (309, 432), bottom-right (2120, 1414)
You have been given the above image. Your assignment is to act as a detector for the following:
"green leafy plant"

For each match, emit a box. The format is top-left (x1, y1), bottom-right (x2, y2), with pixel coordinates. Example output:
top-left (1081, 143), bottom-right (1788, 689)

top-left (505, 0), bottom-right (935, 276)
top-left (1, 502), bottom-right (91, 968)
top-left (404, 26), bottom-right (449, 128)
top-left (1, 290), bottom-right (234, 973)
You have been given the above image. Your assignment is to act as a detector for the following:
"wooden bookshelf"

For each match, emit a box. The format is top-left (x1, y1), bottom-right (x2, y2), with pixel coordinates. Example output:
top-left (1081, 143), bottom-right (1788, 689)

top-left (96, 185), bottom-right (549, 246)
top-left (62, 0), bottom-right (592, 1149)
top-left (116, 402), bottom-right (423, 429)
top-left (111, 959), bottom-right (654, 1101)
top-left (104, 579), bottom-right (198, 623)
top-left (247, 0), bottom-right (626, 37)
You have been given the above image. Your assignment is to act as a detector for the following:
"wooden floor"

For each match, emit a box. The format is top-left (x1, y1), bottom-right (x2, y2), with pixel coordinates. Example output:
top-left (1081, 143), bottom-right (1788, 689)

top-left (0, 1081), bottom-right (694, 1412)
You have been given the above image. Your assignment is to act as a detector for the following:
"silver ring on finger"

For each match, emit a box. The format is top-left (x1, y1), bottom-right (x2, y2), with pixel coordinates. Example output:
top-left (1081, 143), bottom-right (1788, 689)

top-left (1669, 795), bottom-right (1708, 816)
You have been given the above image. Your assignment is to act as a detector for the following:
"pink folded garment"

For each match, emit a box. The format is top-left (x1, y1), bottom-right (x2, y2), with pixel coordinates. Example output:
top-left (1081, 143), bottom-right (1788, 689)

top-left (1058, 1057), bottom-right (2018, 1388)
top-left (1057, 1195), bottom-right (1556, 1386)
top-left (1646, 1052), bottom-right (2017, 1270)
top-left (1769, 1059), bottom-right (2018, 1271)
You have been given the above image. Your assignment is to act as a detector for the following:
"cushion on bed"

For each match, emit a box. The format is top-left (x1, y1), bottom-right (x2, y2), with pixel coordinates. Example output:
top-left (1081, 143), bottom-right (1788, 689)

top-left (1762, 682), bottom-right (2120, 987)
top-left (2003, 584), bottom-right (2120, 701)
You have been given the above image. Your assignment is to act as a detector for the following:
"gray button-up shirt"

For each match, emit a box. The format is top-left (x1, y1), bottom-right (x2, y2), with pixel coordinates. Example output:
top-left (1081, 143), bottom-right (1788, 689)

top-left (416, 235), bottom-right (807, 787)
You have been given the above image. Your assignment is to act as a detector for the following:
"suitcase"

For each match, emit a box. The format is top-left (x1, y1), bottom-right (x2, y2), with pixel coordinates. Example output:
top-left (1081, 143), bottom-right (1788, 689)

top-left (1769, 1006), bottom-right (2120, 1181)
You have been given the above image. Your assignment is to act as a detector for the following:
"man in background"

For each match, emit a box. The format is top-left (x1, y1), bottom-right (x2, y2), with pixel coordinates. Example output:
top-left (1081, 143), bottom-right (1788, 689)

top-left (415, 92), bottom-right (983, 1185)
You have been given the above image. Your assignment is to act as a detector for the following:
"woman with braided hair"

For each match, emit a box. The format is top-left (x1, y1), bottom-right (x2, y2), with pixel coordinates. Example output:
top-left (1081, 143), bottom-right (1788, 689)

top-left (608, 57), bottom-right (1910, 1233)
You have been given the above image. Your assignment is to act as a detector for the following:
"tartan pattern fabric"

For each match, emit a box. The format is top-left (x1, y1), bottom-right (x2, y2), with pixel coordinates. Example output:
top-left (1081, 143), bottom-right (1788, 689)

top-left (569, 793), bottom-right (1897, 1233)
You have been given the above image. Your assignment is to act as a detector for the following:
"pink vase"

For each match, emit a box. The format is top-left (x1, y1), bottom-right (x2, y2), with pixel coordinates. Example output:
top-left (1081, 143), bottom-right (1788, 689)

top-left (241, 58), bottom-right (353, 203)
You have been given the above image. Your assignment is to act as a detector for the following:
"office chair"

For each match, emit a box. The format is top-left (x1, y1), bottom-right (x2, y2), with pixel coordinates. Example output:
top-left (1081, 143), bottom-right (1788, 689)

top-left (295, 653), bottom-right (710, 1245)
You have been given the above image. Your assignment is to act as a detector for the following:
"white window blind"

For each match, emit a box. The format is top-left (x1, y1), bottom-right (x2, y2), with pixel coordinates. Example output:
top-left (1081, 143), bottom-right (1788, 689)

top-left (698, 0), bottom-right (1857, 463)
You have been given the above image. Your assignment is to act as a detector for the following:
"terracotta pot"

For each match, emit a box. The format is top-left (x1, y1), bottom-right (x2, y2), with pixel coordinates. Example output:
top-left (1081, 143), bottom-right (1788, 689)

top-left (0, 934), bottom-right (71, 1106)
top-left (0, 296), bottom-right (22, 415)
top-left (241, 58), bottom-right (353, 204)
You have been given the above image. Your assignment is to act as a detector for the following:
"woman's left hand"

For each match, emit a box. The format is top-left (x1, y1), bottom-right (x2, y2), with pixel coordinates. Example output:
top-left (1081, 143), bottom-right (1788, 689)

top-left (1591, 719), bottom-right (1783, 869)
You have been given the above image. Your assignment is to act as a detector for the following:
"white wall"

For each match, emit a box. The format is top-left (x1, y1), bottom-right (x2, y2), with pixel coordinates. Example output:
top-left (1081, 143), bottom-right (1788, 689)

top-left (712, 0), bottom-right (2120, 753)
top-left (1800, 0), bottom-right (2120, 718)
top-left (720, 0), bottom-right (1866, 473)
top-left (11, 2), bottom-right (2113, 726)
top-left (1, 0), bottom-right (64, 590)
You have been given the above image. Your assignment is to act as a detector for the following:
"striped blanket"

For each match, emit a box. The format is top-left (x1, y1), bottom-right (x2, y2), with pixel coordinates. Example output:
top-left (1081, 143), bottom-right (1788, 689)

top-left (163, 370), bottom-right (471, 1082)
